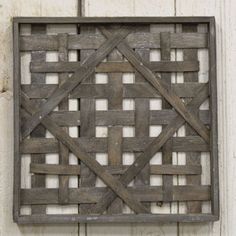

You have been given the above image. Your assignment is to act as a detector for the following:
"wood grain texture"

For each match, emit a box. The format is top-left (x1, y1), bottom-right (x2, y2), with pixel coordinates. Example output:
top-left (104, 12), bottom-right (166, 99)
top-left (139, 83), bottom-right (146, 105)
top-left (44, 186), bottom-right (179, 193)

top-left (30, 163), bottom-right (202, 175)
top-left (91, 84), bottom-right (209, 214)
top-left (134, 25), bottom-right (150, 210)
top-left (13, 17), bottom-right (218, 225)
top-left (107, 43), bottom-right (123, 214)
top-left (100, 27), bottom-right (210, 144)
top-left (160, 31), bottom-right (173, 203)
top-left (21, 185), bottom-right (211, 205)
top-left (21, 136), bottom-right (210, 154)
top-left (79, 25), bottom-right (96, 214)
top-left (30, 60), bottom-right (199, 73)
top-left (21, 92), bottom-right (150, 214)
top-left (20, 32), bottom-right (208, 51)
top-left (58, 33), bottom-right (70, 204)
top-left (183, 24), bottom-right (202, 214)
top-left (21, 26), bottom-right (131, 139)
top-left (21, 82), bottom-right (208, 99)
top-left (30, 24), bottom-right (47, 215)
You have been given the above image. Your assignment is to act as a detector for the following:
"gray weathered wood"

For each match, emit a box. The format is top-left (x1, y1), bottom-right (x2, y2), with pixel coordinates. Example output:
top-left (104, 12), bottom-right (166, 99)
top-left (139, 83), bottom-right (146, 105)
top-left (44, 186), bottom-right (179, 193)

top-left (30, 24), bottom-right (47, 215)
top-left (30, 163), bottom-right (202, 175)
top-left (13, 20), bottom-right (21, 222)
top-left (100, 27), bottom-right (210, 143)
top-left (58, 33), bottom-right (70, 204)
top-left (79, 25), bottom-right (96, 214)
top-left (14, 17), bottom-right (218, 224)
top-left (160, 31), bottom-right (173, 202)
top-left (107, 44), bottom-right (123, 213)
top-left (21, 92), bottom-right (149, 214)
top-left (91, 83), bottom-right (209, 213)
top-left (14, 16), bottom-right (215, 24)
top-left (21, 185), bottom-right (210, 205)
top-left (20, 32), bottom-right (208, 51)
top-left (21, 136), bottom-right (209, 154)
top-left (30, 60), bottom-right (199, 73)
top-left (21, 82), bottom-right (208, 99)
top-left (209, 18), bottom-right (219, 218)
top-left (134, 25), bottom-right (150, 210)
top-left (21, 26), bottom-right (132, 139)
top-left (183, 24), bottom-right (202, 213)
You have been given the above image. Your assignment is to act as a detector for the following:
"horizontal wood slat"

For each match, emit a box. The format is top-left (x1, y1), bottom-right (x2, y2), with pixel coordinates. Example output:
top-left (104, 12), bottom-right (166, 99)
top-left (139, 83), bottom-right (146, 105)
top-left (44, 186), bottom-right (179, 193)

top-left (21, 136), bottom-right (209, 153)
top-left (20, 33), bottom-right (208, 51)
top-left (30, 163), bottom-right (202, 175)
top-left (21, 82), bottom-right (209, 99)
top-left (21, 185), bottom-right (211, 205)
top-left (30, 60), bottom-right (199, 73)
top-left (20, 109), bottom-right (210, 126)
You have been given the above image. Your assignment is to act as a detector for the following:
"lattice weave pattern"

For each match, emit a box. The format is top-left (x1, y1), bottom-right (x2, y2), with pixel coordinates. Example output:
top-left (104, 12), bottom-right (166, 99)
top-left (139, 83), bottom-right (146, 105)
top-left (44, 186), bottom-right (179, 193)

top-left (13, 17), bottom-right (218, 223)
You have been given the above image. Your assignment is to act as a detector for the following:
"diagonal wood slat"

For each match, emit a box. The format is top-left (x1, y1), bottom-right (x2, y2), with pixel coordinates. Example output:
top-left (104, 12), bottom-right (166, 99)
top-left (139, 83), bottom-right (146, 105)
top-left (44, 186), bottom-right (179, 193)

top-left (21, 92), bottom-right (149, 214)
top-left (21, 26), bottom-right (132, 139)
top-left (100, 27), bottom-right (210, 144)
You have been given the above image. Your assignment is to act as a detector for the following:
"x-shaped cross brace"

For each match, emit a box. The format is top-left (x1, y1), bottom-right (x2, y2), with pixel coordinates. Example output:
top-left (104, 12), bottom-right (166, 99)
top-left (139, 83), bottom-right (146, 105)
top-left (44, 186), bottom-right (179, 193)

top-left (20, 26), bottom-right (210, 214)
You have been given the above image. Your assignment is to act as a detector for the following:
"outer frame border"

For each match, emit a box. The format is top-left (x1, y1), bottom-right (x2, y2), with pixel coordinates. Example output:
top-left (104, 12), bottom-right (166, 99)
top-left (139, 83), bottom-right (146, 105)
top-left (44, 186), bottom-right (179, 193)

top-left (13, 16), bottom-right (219, 224)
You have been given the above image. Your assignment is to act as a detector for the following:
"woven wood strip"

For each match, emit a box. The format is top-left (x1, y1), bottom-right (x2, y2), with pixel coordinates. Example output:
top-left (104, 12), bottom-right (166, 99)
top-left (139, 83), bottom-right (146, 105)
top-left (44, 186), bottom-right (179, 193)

top-left (21, 136), bottom-right (209, 153)
top-left (100, 27), bottom-right (210, 143)
top-left (134, 25), bottom-right (150, 210)
top-left (107, 37), bottom-right (124, 213)
top-left (30, 164), bottom-right (202, 175)
top-left (79, 25), bottom-right (96, 214)
top-left (30, 24), bottom-right (46, 215)
top-left (160, 31), bottom-right (173, 203)
top-left (21, 83), bottom-right (208, 99)
top-left (13, 17), bottom-right (218, 223)
top-left (183, 24), bottom-right (202, 213)
top-left (21, 93), bottom-right (149, 214)
top-left (30, 61), bottom-right (199, 73)
top-left (58, 33), bottom-right (70, 204)
top-left (91, 84), bottom-right (208, 214)
top-left (21, 26), bottom-right (131, 139)
top-left (20, 32), bottom-right (208, 51)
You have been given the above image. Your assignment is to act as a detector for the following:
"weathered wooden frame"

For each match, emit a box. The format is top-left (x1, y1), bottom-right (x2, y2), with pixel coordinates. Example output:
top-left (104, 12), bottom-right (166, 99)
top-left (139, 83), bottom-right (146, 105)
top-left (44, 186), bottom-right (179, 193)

top-left (13, 17), bottom-right (218, 224)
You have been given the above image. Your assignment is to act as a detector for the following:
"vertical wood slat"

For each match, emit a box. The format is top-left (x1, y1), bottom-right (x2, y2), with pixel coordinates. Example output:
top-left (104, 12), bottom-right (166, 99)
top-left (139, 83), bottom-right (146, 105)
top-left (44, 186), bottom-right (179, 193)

top-left (183, 24), bottom-right (202, 213)
top-left (134, 26), bottom-right (150, 209)
top-left (13, 20), bottom-right (21, 220)
top-left (160, 32), bottom-right (173, 202)
top-left (107, 45), bottom-right (123, 213)
top-left (30, 24), bottom-right (46, 214)
top-left (58, 33), bottom-right (69, 204)
top-left (208, 18), bottom-right (218, 217)
top-left (79, 25), bottom-right (96, 214)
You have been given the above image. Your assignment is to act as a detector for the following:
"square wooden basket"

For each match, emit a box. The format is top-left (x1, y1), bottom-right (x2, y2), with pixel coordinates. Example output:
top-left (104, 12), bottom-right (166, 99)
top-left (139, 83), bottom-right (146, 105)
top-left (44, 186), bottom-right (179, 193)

top-left (13, 17), bottom-right (218, 223)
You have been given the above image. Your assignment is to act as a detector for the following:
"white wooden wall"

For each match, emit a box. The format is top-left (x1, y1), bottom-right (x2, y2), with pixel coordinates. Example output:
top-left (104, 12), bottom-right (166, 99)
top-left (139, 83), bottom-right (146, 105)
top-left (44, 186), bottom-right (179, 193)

top-left (0, 0), bottom-right (234, 235)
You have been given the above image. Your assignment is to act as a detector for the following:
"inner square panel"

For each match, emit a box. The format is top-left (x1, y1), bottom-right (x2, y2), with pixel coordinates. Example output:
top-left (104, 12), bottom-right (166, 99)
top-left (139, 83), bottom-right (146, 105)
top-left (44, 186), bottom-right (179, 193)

top-left (14, 17), bottom-right (218, 223)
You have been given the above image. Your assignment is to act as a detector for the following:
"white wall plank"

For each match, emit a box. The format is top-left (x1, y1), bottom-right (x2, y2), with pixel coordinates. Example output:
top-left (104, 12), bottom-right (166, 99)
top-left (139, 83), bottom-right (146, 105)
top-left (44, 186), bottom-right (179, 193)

top-left (176, 0), bottom-right (226, 235)
top-left (218, 1), bottom-right (236, 235)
